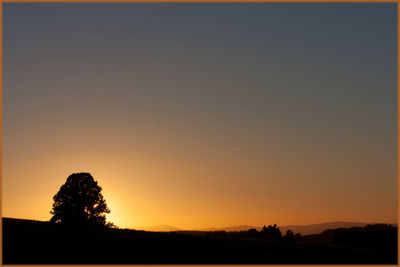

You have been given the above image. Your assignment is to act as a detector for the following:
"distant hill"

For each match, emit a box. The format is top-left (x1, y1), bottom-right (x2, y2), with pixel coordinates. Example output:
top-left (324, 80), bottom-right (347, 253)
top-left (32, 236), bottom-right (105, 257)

top-left (139, 222), bottom-right (387, 235)
top-left (140, 224), bottom-right (181, 232)
top-left (279, 222), bottom-right (370, 235)
top-left (195, 222), bottom-right (371, 235)
top-left (197, 225), bottom-right (260, 232)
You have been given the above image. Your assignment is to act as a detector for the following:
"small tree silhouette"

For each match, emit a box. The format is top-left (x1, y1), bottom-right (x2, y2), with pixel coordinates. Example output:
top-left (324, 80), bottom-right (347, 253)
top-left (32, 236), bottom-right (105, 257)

top-left (283, 229), bottom-right (295, 241)
top-left (283, 229), bottom-right (302, 241)
top-left (50, 172), bottom-right (111, 226)
top-left (247, 228), bottom-right (259, 237)
top-left (261, 224), bottom-right (282, 240)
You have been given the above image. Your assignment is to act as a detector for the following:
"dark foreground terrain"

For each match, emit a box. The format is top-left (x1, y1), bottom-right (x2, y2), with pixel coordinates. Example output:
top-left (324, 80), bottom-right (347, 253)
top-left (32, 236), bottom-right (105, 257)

top-left (3, 218), bottom-right (397, 264)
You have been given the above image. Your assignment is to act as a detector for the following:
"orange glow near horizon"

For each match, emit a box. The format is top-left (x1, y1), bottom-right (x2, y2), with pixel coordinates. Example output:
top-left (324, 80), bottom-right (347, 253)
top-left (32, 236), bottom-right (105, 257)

top-left (2, 3), bottom-right (397, 230)
top-left (3, 141), bottom-right (397, 229)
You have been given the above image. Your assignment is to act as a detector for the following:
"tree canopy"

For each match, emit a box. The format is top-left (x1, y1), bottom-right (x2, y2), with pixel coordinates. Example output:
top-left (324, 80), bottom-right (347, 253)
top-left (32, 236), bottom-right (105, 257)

top-left (261, 224), bottom-right (282, 240)
top-left (50, 172), bottom-right (111, 226)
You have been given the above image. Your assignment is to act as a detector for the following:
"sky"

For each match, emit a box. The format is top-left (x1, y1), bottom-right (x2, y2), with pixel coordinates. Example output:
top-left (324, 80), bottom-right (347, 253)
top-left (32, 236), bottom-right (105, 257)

top-left (2, 3), bottom-right (397, 230)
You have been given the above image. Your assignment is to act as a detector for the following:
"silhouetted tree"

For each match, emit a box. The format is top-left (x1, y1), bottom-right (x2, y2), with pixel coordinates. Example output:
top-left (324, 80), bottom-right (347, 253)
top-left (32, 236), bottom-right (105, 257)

top-left (283, 229), bottom-right (295, 240)
top-left (294, 233), bottom-right (302, 241)
top-left (261, 224), bottom-right (282, 240)
top-left (105, 222), bottom-right (118, 229)
top-left (247, 228), bottom-right (259, 237)
top-left (283, 229), bottom-right (302, 241)
top-left (50, 172), bottom-right (111, 226)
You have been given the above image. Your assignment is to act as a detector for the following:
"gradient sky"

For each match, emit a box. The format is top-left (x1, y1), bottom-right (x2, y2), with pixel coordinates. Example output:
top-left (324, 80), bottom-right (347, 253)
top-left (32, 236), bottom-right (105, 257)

top-left (3, 3), bottom-right (397, 229)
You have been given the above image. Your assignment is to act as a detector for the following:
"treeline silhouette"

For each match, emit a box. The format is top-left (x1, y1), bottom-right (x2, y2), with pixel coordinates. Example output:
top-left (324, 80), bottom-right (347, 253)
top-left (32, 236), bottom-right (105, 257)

top-left (206, 224), bottom-right (302, 241)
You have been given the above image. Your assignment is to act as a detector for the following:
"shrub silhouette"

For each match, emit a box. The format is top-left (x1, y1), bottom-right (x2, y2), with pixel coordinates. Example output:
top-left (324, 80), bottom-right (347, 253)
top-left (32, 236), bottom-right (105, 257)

top-left (283, 229), bottom-right (302, 241)
top-left (261, 224), bottom-right (282, 240)
top-left (283, 229), bottom-right (294, 240)
top-left (50, 172), bottom-right (110, 226)
top-left (247, 228), bottom-right (259, 237)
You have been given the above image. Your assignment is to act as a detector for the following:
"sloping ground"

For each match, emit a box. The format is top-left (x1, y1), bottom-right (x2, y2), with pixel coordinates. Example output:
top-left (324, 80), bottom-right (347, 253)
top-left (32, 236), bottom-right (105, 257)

top-left (2, 218), bottom-right (397, 264)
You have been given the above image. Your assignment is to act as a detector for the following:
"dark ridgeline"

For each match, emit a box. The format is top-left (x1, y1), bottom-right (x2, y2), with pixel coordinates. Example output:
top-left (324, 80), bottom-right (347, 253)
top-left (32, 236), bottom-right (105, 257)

top-left (2, 172), bottom-right (398, 264)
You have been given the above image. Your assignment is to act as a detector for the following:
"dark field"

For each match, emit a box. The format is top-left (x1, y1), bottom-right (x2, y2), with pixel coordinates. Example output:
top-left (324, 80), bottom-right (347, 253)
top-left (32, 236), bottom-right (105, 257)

top-left (3, 218), bottom-right (397, 264)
